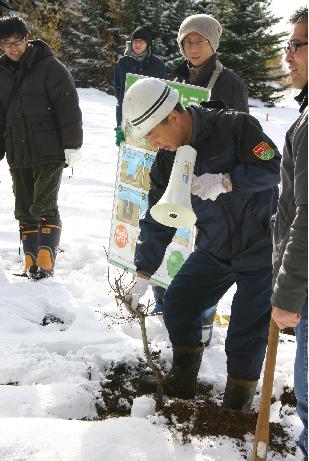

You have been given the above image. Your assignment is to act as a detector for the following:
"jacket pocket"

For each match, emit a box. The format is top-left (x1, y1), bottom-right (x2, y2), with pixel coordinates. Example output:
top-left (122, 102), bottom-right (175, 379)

top-left (239, 210), bottom-right (270, 255)
top-left (32, 118), bottom-right (63, 158)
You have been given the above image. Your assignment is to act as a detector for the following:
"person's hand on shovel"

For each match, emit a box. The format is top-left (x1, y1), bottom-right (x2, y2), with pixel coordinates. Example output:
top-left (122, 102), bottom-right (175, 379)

top-left (272, 306), bottom-right (301, 329)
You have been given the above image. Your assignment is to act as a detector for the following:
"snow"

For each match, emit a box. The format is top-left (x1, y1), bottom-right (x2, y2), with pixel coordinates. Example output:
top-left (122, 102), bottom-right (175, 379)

top-left (0, 88), bottom-right (305, 460)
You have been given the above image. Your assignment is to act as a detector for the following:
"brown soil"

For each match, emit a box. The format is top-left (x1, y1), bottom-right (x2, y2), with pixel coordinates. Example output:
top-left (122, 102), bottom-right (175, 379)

top-left (280, 386), bottom-right (297, 407)
top-left (95, 361), bottom-right (297, 459)
top-left (281, 327), bottom-right (296, 336)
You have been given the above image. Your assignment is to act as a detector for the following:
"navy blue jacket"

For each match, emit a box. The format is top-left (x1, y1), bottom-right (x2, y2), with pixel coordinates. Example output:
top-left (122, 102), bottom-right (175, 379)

top-left (135, 104), bottom-right (281, 276)
top-left (113, 54), bottom-right (167, 125)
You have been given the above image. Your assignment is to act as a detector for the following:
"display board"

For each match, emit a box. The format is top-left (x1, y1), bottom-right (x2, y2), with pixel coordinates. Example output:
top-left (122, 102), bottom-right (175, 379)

top-left (108, 75), bottom-right (210, 288)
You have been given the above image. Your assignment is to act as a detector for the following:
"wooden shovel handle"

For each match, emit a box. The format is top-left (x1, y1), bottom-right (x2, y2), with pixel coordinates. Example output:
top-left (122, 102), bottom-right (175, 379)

top-left (252, 319), bottom-right (280, 461)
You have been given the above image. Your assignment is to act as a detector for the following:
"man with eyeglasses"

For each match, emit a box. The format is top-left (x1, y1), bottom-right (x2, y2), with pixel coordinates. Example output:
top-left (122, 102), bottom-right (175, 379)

top-left (175, 14), bottom-right (249, 113)
top-left (0, 16), bottom-right (83, 279)
top-left (113, 25), bottom-right (167, 135)
top-left (151, 14), bottom-right (249, 345)
top-left (272, 6), bottom-right (308, 460)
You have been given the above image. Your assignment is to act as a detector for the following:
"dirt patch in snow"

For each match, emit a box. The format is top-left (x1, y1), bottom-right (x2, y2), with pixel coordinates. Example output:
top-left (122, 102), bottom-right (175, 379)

top-left (95, 361), bottom-right (297, 459)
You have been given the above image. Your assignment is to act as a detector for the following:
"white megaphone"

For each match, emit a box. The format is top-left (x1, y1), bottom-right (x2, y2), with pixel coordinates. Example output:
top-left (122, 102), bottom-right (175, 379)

top-left (150, 145), bottom-right (197, 228)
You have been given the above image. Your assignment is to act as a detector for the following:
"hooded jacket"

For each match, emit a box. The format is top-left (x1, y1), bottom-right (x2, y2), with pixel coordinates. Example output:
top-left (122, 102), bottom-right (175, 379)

top-left (134, 103), bottom-right (280, 276)
top-left (0, 39), bottom-right (83, 168)
top-left (174, 54), bottom-right (249, 113)
top-left (271, 85), bottom-right (308, 312)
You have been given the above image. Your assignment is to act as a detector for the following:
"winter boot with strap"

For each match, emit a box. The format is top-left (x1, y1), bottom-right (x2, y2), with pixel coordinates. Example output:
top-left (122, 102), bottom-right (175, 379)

top-left (19, 224), bottom-right (39, 277)
top-left (141, 344), bottom-right (204, 399)
top-left (222, 375), bottom-right (258, 413)
top-left (34, 217), bottom-right (62, 279)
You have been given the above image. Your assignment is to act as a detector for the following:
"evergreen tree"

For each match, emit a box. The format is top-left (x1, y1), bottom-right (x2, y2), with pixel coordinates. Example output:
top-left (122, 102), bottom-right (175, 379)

top-left (10, 0), bottom-right (63, 53)
top-left (119, 0), bottom-right (142, 35)
top-left (0, 0), bottom-right (10, 16)
top-left (161, 0), bottom-right (193, 73)
top-left (57, 0), bottom-right (83, 77)
top-left (70, 0), bottom-right (119, 91)
top-left (192, 0), bottom-right (229, 19)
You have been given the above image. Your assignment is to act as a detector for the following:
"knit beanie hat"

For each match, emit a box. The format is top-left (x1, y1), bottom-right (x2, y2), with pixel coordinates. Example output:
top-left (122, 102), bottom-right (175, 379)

top-left (131, 26), bottom-right (152, 47)
top-left (177, 14), bottom-right (222, 56)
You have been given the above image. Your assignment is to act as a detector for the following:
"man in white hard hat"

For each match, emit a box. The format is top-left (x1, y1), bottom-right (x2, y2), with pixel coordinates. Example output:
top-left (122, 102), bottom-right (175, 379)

top-left (151, 14), bottom-right (249, 340)
top-left (123, 77), bottom-right (281, 409)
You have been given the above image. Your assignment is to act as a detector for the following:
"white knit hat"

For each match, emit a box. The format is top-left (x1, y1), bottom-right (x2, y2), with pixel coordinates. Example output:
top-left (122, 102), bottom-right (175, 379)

top-left (177, 14), bottom-right (222, 56)
top-left (122, 78), bottom-right (179, 139)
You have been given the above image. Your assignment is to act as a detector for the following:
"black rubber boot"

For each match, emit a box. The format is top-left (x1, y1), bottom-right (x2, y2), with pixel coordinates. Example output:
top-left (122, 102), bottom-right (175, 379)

top-left (20, 224), bottom-right (39, 276)
top-left (141, 344), bottom-right (204, 399)
top-left (34, 218), bottom-right (62, 279)
top-left (222, 375), bottom-right (258, 413)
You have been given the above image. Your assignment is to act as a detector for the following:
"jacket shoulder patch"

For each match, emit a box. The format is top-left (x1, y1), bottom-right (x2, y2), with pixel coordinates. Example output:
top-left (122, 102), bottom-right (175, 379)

top-left (253, 142), bottom-right (275, 160)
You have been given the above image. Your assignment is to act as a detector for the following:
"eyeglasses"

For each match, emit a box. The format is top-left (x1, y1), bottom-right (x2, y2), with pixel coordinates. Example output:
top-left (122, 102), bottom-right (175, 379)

top-left (284, 41), bottom-right (308, 54)
top-left (132, 39), bottom-right (146, 45)
top-left (0, 38), bottom-right (25, 50)
top-left (183, 38), bottom-right (209, 47)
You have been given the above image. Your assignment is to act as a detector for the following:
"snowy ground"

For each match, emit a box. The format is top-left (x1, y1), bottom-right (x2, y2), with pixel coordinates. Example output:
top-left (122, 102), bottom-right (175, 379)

top-left (0, 88), bottom-right (305, 461)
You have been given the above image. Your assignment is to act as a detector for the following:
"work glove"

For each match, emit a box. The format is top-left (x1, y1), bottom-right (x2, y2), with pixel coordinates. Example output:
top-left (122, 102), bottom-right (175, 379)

top-left (64, 148), bottom-right (81, 168)
top-left (125, 275), bottom-right (150, 312)
top-left (114, 126), bottom-right (125, 147)
top-left (191, 172), bottom-right (232, 201)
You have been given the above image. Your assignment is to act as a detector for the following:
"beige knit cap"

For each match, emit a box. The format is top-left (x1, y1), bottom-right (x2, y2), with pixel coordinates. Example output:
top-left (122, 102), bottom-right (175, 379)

top-left (177, 14), bottom-right (222, 56)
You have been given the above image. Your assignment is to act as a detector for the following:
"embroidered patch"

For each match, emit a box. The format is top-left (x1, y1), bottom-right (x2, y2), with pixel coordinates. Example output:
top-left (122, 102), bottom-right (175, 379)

top-left (253, 142), bottom-right (275, 160)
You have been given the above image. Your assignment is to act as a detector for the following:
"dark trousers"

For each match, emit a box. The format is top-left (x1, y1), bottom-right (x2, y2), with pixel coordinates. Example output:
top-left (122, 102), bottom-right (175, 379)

top-left (163, 248), bottom-right (272, 381)
top-left (10, 164), bottom-right (63, 225)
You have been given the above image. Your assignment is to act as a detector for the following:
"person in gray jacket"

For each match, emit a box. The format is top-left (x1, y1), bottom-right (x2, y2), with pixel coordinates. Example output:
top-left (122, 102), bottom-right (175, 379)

top-left (0, 16), bottom-right (83, 279)
top-left (271, 7), bottom-right (308, 460)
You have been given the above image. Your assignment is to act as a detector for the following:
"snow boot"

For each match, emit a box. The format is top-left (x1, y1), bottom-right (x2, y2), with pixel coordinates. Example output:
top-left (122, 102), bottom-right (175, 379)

top-left (34, 218), bottom-right (62, 279)
top-left (19, 224), bottom-right (39, 276)
top-left (222, 375), bottom-right (258, 413)
top-left (141, 344), bottom-right (204, 399)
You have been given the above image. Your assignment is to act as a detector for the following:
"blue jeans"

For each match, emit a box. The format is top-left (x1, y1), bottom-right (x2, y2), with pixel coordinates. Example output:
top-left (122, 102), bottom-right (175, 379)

top-left (295, 300), bottom-right (308, 458)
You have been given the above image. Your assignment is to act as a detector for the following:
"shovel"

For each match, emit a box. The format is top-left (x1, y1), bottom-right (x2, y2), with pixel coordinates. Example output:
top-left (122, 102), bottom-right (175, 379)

top-left (252, 318), bottom-right (280, 460)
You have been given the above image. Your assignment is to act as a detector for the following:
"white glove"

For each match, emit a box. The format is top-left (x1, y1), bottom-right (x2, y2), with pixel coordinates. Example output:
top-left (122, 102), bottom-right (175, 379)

top-left (191, 173), bottom-right (232, 201)
top-left (64, 148), bottom-right (81, 168)
top-left (125, 276), bottom-right (150, 311)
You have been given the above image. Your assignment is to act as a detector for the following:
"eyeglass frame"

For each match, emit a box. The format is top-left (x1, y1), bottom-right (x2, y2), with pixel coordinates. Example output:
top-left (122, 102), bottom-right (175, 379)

top-left (284, 41), bottom-right (308, 54)
top-left (0, 37), bottom-right (26, 50)
top-left (182, 38), bottom-right (210, 48)
top-left (131, 39), bottom-right (147, 45)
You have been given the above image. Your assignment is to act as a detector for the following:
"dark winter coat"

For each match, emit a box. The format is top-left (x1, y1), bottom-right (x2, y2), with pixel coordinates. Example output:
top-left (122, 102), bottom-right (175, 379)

top-left (113, 54), bottom-right (167, 125)
top-left (271, 85), bottom-right (308, 312)
top-left (134, 103), bottom-right (280, 276)
top-left (0, 40), bottom-right (83, 168)
top-left (174, 54), bottom-right (249, 113)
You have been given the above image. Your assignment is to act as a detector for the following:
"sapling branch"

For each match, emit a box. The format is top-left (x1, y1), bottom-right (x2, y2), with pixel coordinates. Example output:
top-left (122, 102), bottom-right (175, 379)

top-left (108, 266), bottom-right (164, 410)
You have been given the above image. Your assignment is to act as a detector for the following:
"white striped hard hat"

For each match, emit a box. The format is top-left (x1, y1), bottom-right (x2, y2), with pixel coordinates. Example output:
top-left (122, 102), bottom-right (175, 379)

top-left (122, 77), bottom-right (179, 139)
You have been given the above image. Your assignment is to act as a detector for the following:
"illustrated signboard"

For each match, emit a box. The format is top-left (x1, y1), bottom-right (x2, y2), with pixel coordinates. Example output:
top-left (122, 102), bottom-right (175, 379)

top-left (108, 75), bottom-right (210, 288)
